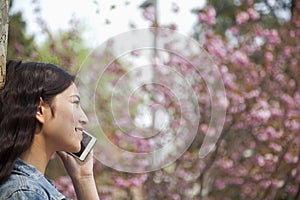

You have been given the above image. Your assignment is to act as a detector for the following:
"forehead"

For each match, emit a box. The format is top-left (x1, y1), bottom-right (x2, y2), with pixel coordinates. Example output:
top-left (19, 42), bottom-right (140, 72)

top-left (57, 83), bottom-right (79, 99)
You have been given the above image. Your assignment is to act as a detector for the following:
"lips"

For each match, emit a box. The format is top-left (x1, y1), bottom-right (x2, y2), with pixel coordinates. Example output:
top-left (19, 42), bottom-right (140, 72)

top-left (75, 127), bottom-right (83, 132)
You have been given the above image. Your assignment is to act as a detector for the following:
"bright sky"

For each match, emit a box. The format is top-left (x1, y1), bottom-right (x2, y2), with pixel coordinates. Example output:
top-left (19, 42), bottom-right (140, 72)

top-left (11, 0), bottom-right (206, 47)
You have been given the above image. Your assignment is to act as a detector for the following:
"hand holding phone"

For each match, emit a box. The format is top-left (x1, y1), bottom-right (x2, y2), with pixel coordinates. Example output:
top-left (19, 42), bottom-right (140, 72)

top-left (69, 130), bottom-right (97, 161)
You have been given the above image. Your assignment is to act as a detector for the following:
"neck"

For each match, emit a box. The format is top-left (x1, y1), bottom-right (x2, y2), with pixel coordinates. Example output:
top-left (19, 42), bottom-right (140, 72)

top-left (20, 133), bottom-right (54, 175)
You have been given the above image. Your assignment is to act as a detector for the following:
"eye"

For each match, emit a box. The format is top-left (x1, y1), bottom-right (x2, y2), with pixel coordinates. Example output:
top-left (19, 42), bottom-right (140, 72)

top-left (72, 100), bottom-right (80, 105)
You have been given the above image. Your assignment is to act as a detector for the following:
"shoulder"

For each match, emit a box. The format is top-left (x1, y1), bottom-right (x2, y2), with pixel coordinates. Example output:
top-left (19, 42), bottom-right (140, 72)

top-left (0, 174), bottom-right (49, 199)
top-left (0, 159), bottom-right (68, 200)
top-left (0, 173), bottom-right (69, 200)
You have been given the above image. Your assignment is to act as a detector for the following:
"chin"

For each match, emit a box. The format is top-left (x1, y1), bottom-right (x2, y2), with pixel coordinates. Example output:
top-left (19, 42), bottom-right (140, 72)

top-left (74, 145), bottom-right (82, 153)
top-left (68, 143), bottom-right (81, 153)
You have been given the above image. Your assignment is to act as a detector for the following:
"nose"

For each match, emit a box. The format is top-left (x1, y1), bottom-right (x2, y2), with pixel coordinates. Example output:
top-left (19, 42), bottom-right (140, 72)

top-left (79, 107), bottom-right (89, 125)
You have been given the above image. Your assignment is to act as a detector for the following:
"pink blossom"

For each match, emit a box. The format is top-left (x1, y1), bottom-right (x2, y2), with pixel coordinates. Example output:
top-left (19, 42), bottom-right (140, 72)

top-left (285, 119), bottom-right (300, 132)
top-left (171, 194), bottom-right (181, 200)
top-left (256, 131), bottom-right (268, 142)
top-left (250, 99), bottom-right (272, 123)
top-left (272, 179), bottom-right (284, 188)
top-left (165, 23), bottom-right (177, 30)
top-left (263, 29), bottom-right (281, 44)
top-left (291, 59), bottom-right (298, 67)
top-left (260, 180), bottom-right (272, 188)
top-left (230, 26), bottom-right (239, 35)
top-left (197, 161), bottom-right (206, 171)
top-left (284, 153), bottom-right (299, 164)
top-left (294, 92), bottom-right (300, 104)
top-left (217, 158), bottom-right (233, 169)
top-left (244, 89), bottom-right (260, 99)
top-left (236, 11), bottom-right (250, 25)
top-left (130, 174), bottom-right (148, 187)
top-left (177, 169), bottom-right (188, 179)
top-left (264, 51), bottom-right (274, 62)
top-left (230, 50), bottom-right (250, 66)
top-left (130, 50), bottom-right (140, 57)
top-left (257, 155), bottom-right (265, 167)
top-left (236, 167), bottom-right (249, 176)
top-left (136, 139), bottom-right (154, 152)
top-left (198, 6), bottom-right (216, 26)
top-left (100, 197), bottom-right (112, 200)
top-left (142, 6), bottom-right (155, 22)
top-left (170, 119), bottom-right (181, 129)
top-left (286, 185), bottom-right (298, 195)
top-left (200, 123), bottom-right (208, 133)
top-left (289, 30), bottom-right (296, 37)
top-left (215, 179), bottom-right (226, 190)
top-left (283, 46), bottom-right (292, 58)
top-left (269, 142), bottom-right (282, 152)
top-left (55, 176), bottom-right (76, 199)
top-left (269, 108), bottom-right (282, 119)
top-left (247, 8), bottom-right (260, 21)
top-left (291, 169), bottom-right (297, 177)
top-left (266, 126), bottom-right (283, 140)
top-left (229, 92), bottom-right (245, 105)
top-left (113, 176), bottom-right (130, 188)
top-left (289, 79), bottom-right (296, 88)
top-left (242, 186), bottom-right (253, 196)
top-left (228, 177), bottom-right (244, 185)
top-left (205, 37), bottom-right (227, 58)
top-left (223, 73), bottom-right (239, 90)
top-left (252, 174), bottom-right (262, 181)
top-left (207, 6), bottom-right (216, 20)
top-left (281, 94), bottom-right (295, 108)
top-left (265, 153), bottom-right (278, 163)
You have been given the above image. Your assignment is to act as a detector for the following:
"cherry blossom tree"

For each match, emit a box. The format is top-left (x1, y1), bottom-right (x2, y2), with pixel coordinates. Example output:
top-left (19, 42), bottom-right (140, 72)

top-left (104, 1), bottom-right (300, 199)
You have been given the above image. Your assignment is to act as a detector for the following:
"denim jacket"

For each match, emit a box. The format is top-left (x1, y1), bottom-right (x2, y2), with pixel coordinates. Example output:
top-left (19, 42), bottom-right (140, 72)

top-left (0, 158), bottom-right (69, 200)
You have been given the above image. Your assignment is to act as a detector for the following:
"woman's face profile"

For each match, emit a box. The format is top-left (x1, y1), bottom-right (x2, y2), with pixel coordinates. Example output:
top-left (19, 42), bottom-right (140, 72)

top-left (41, 83), bottom-right (88, 153)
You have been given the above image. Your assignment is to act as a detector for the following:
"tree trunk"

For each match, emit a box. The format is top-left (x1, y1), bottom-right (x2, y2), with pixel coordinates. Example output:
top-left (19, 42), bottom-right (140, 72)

top-left (0, 0), bottom-right (10, 89)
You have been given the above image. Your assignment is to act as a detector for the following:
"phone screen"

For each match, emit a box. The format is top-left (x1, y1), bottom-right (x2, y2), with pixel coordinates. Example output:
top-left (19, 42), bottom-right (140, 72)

top-left (70, 131), bottom-right (97, 161)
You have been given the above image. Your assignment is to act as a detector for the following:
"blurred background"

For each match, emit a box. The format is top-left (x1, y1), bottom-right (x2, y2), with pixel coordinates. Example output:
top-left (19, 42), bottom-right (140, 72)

top-left (7, 0), bottom-right (300, 199)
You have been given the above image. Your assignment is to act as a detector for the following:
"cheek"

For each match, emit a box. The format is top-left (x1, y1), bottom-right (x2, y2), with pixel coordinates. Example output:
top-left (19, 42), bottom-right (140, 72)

top-left (72, 106), bottom-right (82, 121)
top-left (60, 105), bottom-right (76, 120)
top-left (53, 106), bottom-right (76, 129)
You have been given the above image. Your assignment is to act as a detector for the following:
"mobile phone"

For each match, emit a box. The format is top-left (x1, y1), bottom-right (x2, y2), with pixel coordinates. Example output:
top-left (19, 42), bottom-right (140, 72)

top-left (70, 130), bottom-right (97, 161)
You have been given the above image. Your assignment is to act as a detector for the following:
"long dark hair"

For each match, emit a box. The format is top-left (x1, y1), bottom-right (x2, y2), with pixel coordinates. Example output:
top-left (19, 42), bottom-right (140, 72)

top-left (0, 60), bottom-right (75, 185)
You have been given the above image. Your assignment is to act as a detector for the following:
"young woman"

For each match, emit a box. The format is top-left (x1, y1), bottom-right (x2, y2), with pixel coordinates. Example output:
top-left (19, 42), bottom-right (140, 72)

top-left (0, 60), bottom-right (99, 199)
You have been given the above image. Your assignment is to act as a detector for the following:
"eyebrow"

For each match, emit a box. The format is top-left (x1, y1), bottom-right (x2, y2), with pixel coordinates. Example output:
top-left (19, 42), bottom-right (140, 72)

top-left (70, 94), bottom-right (80, 100)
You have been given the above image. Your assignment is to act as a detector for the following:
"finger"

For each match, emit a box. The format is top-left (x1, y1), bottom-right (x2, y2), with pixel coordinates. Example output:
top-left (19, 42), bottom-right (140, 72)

top-left (56, 151), bottom-right (68, 160)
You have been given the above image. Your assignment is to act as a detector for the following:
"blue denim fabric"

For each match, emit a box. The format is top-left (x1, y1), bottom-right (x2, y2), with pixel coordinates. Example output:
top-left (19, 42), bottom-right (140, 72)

top-left (0, 158), bottom-right (69, 200)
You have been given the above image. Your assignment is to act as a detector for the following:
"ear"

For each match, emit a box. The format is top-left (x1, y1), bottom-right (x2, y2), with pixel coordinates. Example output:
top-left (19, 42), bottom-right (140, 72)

top-left (36, 98), bottom-right (46, 124)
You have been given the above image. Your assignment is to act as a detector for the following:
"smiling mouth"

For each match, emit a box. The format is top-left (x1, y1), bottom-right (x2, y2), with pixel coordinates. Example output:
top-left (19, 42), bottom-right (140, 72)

top-left (75, 127), bottom-right (83, 132)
